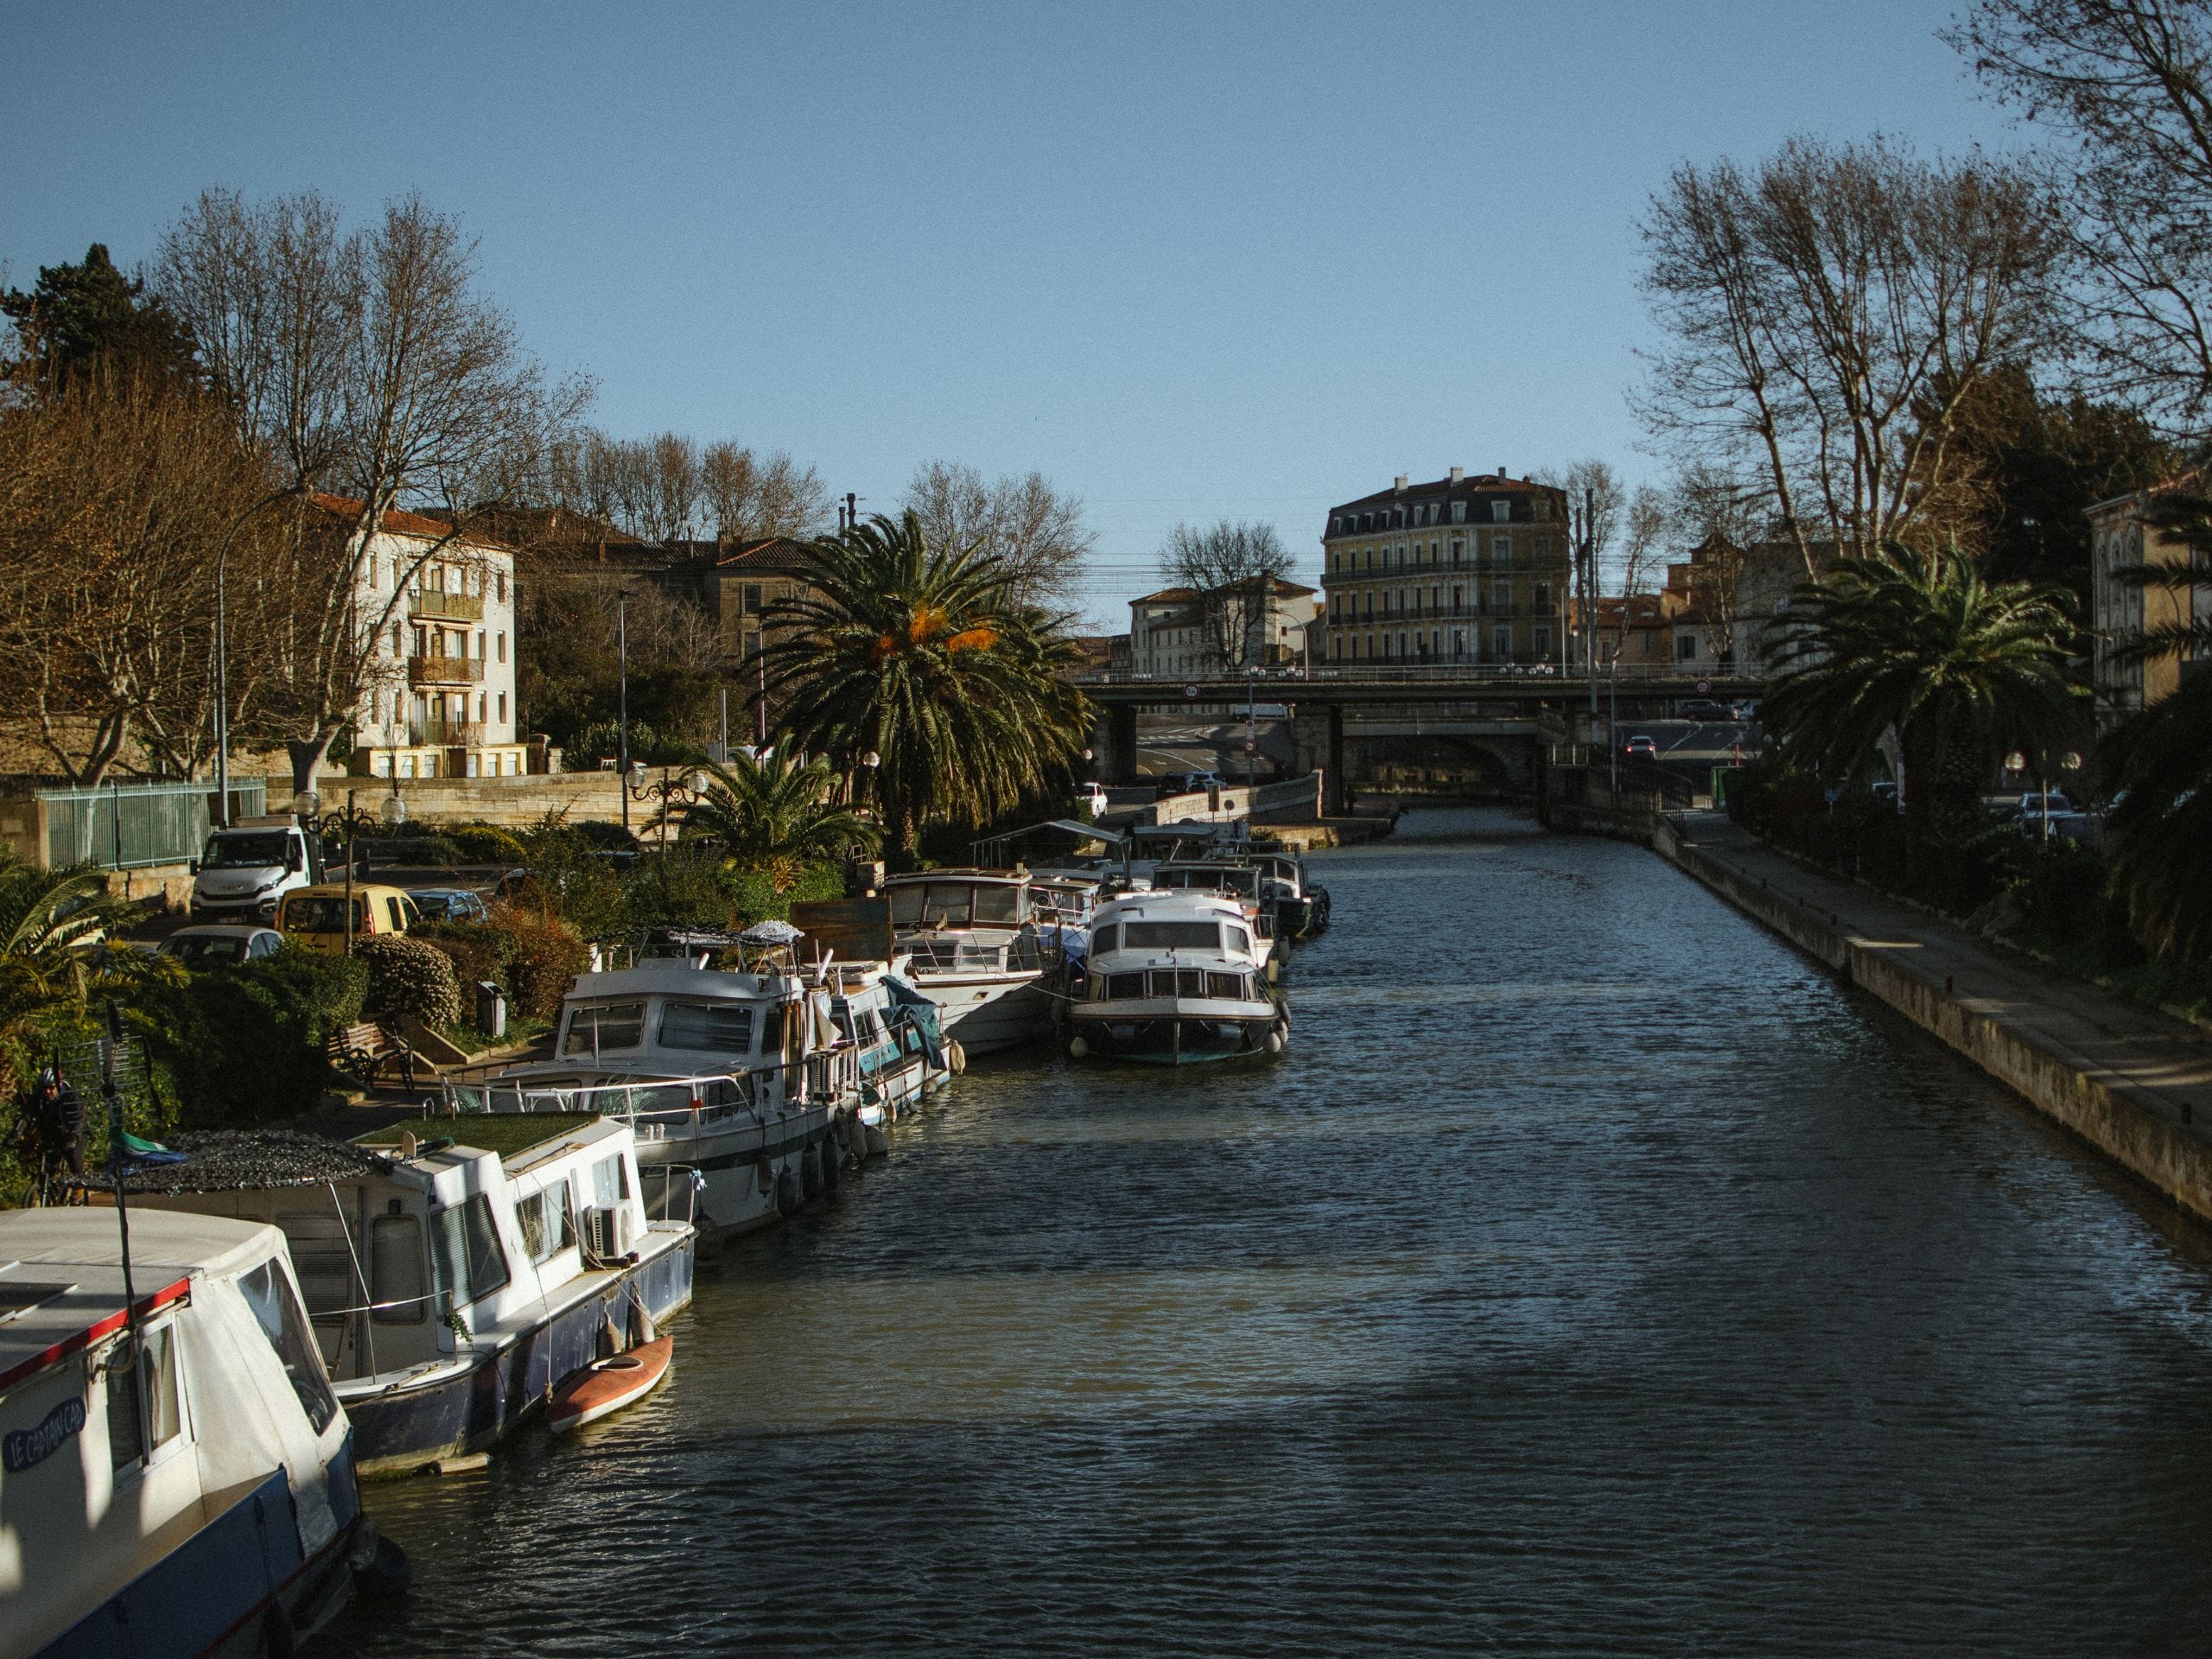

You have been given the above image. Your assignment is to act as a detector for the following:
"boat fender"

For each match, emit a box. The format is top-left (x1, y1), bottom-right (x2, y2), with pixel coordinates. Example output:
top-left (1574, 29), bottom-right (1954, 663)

top-left (843, 1110), bottom-right (868, 1157)
top-left (353, 1532), bottom-right (415, 1599)
top-left (820, 1131), bottom-right (842, 1187)
top-left (1068, 1034), bottom-right (1089, 1059)
top-left (1264, 1029), bottom-right (1284, 1056)
top-left (775, 1164), bottom-right (801, 1217)
top-left (800, 1139), bottom-right (823, 1199)
top-left (946, 1039), bottom-right (967, 1076)
top-left (754, 1154), bottom-right (774, 1195)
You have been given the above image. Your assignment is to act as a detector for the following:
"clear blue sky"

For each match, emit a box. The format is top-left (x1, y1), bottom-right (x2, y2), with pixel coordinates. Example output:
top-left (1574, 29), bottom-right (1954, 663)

top-left (3, 2), bottom-right (2012, 629)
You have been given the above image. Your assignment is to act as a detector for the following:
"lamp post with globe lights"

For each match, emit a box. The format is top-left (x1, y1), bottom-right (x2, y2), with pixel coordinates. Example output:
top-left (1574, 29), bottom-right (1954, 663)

top-left (295, 785), bottom-right (408, 954)
top-left (626, 764), bottom-right (711, 850)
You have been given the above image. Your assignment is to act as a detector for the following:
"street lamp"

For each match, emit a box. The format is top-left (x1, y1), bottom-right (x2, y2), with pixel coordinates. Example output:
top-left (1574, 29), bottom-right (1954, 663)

top-left (616, 588), bottom-right (632, 834)
top-left (626, 765), bottom-right (709, 849)
top-left (302, 787), bottom-right (385, 956)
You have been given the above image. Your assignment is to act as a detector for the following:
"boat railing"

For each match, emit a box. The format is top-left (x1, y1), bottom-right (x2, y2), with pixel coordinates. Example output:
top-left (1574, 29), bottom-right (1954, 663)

top-left (903, 935), bottom-right (1053, 975)
top-left (442, 1073), bottom-right (758, 1122)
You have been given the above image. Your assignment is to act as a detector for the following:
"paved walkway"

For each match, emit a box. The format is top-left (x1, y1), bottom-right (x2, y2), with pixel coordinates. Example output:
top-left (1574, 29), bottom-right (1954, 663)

top-left (1669, 810), bottom-right (2212, 1140)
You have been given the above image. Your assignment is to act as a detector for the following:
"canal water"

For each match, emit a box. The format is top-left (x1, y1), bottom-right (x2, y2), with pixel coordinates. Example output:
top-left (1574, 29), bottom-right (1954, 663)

top-left (328, 809), bottom-right (2212, 1656)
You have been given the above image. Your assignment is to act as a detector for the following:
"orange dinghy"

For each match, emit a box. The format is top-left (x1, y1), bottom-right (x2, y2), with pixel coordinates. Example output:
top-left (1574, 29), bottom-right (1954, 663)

top-left (549, 1337), bottom-right (673, 1433)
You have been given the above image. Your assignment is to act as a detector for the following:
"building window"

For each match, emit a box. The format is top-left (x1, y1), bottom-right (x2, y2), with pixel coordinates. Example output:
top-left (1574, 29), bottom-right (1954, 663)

top-left (1452, 585), bottom-right (1463, 613)
top-left (1451, 538), bottom-right (1464, 564)
top-left (1493, 625), bottom-right (1512, 658)
top-left (1491, 500), bottom-right (1510, 524)
top-left (1534, 582), bottom-right (1552, 615)
top-left (1535, 534), bottom-right (1551, 559)
top-left (1678, 632), bottom-right (1700, 661)
top-left (1452, 501), bottom-right (1467, 524)
top-left (498, 691), bottom-right (508, 722)
top-left (498, 631), bottom-right (507, 663)
top-left (1534, 626), bottom-right (1553, 658)
top-left (1491, 579), bottom-right (1511, 613)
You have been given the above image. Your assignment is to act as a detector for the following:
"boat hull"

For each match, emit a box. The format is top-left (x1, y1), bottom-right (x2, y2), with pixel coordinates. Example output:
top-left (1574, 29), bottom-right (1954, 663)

top-left (341, 1234), bottom-right (695, 1478)
top-left (916, 971), bottom-right (1052, 1056)
top-left (33, 1456), bottom-right (363, 1659)
top-left (1068, 998), bottom-right (1284, 1065)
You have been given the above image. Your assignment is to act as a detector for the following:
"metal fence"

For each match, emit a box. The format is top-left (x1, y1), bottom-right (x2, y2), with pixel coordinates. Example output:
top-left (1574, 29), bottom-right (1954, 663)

top-left (37, 778), bottom-right (266, 871)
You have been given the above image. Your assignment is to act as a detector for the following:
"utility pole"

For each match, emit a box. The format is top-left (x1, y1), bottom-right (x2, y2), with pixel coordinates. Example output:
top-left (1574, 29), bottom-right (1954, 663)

top-left (1585, 486), bottom-right (1599, 728)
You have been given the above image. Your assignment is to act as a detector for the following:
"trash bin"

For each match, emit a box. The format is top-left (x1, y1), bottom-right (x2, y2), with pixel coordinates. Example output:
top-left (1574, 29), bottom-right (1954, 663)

top-left (475, 981), bottom-right (507, 1039)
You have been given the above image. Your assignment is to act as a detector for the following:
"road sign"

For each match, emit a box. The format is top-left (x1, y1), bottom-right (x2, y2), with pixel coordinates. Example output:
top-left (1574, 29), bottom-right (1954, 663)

top-left (1243, 738), bottom-right (1256, 753)
top-left (1695, 678), bottom-right (1711, 694)
top-left (1183, 683), bottom-right (1199, 699)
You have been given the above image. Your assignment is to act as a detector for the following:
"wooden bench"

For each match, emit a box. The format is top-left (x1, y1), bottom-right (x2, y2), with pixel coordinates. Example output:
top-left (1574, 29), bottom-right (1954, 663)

top-left (326, 1022), bottom-right (417, 1091)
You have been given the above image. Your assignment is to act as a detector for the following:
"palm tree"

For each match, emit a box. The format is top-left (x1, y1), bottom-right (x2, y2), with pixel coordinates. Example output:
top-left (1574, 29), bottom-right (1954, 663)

top-left (0, 853), bottom-right (170, 1078)
top-left (2100, 493), bottom-right (2212, 969)
top-left (654, 747), bottom-right (878, 889)
top-left (763, 511), bottom-right (1090, 866)
top-left (1763, 542), bottom-right (2078, 855)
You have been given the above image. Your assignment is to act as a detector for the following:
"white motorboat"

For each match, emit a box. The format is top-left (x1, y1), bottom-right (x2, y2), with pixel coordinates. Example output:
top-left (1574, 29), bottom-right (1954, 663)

top-left (886, 869), bottom-right (1066, 1057)
top-left (1, 1207), bottom-right (378, 1656)
top-left (455, 948), bottom-right (950, 1236)
top-left (1067, 887), bottom-right (1287, 1065)
top-left (127, 1116), bottom-right (694, 1478)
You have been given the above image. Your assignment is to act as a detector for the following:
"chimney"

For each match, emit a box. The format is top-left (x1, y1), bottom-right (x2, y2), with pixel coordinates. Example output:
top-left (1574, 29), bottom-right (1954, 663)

top-left (1393, 474), bottom-right (1408, 493)
top-left (1496, 466), bottom-right (1506, 480)
top-left (1449, 466), bottom-right (1464, 484)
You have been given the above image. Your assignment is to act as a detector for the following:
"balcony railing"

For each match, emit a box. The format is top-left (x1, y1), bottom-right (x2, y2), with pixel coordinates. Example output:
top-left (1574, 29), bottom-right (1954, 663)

top-left (409, 588), bottom-right (484, 620)
top-left (408, 654), bottom-right (484, 686)
top-left (409, 720), bottom-right (487, 747)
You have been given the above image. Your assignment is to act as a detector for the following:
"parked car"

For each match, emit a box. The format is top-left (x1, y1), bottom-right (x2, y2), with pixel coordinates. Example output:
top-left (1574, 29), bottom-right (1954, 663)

top-left (2019, 790), bottom-right (2075, 815)
top-left (408, 886), bottom-right (490, 924)
top-left (156, 924), bottom-right (286, 965)
top-left (1622, 735), bottom-right (1658, 760)
top-left (276, 882), bottom-right (421, 955)
top-left (188, 818), bottom-right (316, 921)
top-left (1677, 700), bottom-right (1735, 722)
top-left (1076, 782), bottom-right (1110, 817)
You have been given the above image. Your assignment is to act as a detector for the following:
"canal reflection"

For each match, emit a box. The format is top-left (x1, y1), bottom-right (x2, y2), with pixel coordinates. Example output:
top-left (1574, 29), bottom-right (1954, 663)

top-left (329, 808), bottom-right (2212, 1656)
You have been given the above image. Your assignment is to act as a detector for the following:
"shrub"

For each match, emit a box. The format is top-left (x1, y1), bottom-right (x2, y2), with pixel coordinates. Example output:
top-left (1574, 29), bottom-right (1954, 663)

top-left (489, 904), bottom-right (590, 1020)
top-left (411, 919), bottom-right (517, 993)
top-left (446, 821), bottom-right (527, 864)
top-left (725, 860), bottom-right (845, 925)
top-left (359, 934), bottom-right (463, 1028)
top-left (132, 945), bottom-right (368, 1127)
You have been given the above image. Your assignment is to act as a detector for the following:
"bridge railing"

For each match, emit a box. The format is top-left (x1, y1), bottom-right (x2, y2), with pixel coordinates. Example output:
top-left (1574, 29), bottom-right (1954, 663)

top-left (1075, 664), bottom-right (1761, 688)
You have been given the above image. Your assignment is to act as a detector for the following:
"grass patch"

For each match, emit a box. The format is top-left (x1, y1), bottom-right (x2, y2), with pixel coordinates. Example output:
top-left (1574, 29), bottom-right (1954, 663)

top-left (353, 1110), bottom-right (603, 1164)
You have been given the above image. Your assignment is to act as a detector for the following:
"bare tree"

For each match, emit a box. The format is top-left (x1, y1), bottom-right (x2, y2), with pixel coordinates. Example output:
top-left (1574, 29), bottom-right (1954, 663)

top-left (702, 442), bottom-right (828, 543)
top-left (0, 370), bottom-right (279, 783)
top-left (902, 460), bottom-right (1094, 608)
top-left (1951, 1), bottom-right (2212, 432)
top-left (1635, 136), bottom-right (2061, 575)
top-left (1158, 520), bottom-right (1293, 670)
top-left (1535, 460), bottom-right (1624, 664)
top-left (157, 190), bottom-right (590, 791)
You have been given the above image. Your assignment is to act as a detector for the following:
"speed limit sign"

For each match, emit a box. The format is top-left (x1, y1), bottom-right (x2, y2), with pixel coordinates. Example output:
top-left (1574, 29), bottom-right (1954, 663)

top-left (1183, 683), bottom-right (1199, 699)
top-left (1695, 677), bottom-right (1711, 694)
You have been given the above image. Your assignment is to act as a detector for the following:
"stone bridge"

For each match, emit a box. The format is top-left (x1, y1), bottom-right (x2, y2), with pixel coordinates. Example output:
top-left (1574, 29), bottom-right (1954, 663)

top-left (1080, 668), bottom-right (1766, 811)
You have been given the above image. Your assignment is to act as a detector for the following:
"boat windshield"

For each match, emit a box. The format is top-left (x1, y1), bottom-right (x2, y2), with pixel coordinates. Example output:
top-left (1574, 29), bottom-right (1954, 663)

top-left (238, 1258), bottom-right (340, 1433)
top-left (563, 1001), bottom-right (646, 1054)
top-left (893, 882), bottom-right (975, 930)
top-left (658, 1000), bottom-right (756, 1053)
top-left (1122, 920), bottom-right (1221, 950)
top-left (973, 885), bottom-right (1024, 925)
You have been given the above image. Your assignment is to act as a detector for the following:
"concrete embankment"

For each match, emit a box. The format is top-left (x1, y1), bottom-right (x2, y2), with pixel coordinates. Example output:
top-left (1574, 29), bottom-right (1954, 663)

top-left (1624, 811), bottom-right (2212, 1225)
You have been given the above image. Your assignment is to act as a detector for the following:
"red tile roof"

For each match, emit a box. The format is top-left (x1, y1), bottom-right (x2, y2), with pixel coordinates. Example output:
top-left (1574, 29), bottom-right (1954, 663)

top-left (308, 492), bottom-right (508, 549)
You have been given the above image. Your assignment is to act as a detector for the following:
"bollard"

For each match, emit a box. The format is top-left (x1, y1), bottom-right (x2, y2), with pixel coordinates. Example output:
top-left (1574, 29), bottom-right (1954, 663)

top-left (475, 981), bottom-right (507, 1040)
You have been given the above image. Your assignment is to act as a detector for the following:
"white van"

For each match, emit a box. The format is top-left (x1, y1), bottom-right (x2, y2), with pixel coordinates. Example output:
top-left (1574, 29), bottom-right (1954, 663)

top-left (188, 817), bottom-right (318, 921)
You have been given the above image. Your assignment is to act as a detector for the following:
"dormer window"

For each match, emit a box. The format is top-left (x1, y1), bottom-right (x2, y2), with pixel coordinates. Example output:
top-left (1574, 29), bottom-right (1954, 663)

top-left (1452, 502), bottom-right (1466, 524)
top-left (1491, 500), bottom-right (1510, 524)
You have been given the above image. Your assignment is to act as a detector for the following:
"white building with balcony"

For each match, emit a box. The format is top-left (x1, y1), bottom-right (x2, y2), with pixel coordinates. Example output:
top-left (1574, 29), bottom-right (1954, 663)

top-left (315, 493), bottom-right (528, 780)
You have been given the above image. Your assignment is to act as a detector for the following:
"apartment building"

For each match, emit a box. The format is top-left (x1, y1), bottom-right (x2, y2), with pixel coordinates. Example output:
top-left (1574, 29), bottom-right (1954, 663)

top-left (2087, 483), bottom-right (2207, 724)
top-left (327, 493), bottom-right (527, 780)
top-left (1128, 576), bottom-right (1318, 676)
top-left (1316, 469), bottom-right (1573, 665)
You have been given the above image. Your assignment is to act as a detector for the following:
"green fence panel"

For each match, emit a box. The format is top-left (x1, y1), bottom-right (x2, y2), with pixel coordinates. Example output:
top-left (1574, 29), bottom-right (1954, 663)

top-left (36, 779), bottom-right (267, 871)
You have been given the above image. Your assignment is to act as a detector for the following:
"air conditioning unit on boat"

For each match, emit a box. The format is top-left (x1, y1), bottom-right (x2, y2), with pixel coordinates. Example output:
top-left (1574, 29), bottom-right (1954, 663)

top-left (582, 1204), bottom-right (635, 1262)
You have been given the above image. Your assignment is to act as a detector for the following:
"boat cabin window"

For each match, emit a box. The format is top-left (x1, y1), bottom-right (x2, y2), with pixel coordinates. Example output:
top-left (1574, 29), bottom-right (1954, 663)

top-left (430, 1193), bottom-right (512, 1316)
top-left (1123, 920), bottom-right (1221, 950)
top-left (911, 883), bottom-right (973, 929)
top-left (761, 1001), bottom-right (786, 1057)
top-left (371, 1214), bottom-right (427, 1324)
top-left (1207, 972), bottom-right (1245, 998)
top-left (239, 1258), bottom-right (340, 1433)
top-left (590, 1154), bottom-right (628, 1208)
top-left (1092, 924), bottom-right (1118, 954)
top-left (273, 1209), bottom-right (355, 1326)
top-left (1175, 969), bottom-right (1206, 997)
top-left (1227, 925), bottom-right (1251, 955)
top-left (518, 1181), bottom-right (575, 1264)
top-left (1106, 972), bottom-right (1148, 999)
top-left (889, 885), bottom-right (926, 926)
top-left (563, 1001), bottom-right (645, 1055)
top-left (973, 885), bottom-right (1023, 925)
top-left (105, 1321), bottom-right (181, 1469)
top-left (659, 1000), bottom-right (755, 1053)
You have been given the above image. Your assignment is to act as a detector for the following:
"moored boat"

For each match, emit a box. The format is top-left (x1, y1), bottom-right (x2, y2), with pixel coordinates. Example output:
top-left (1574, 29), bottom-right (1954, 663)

top-left (1066, 887), bottom-right (1287, 1064)
top-left (549, 1334), bottom-right (672, 1433)
top-left (124, 1116), bottom-right (694, 1478)
top-left (886, 869), bottom-right (1065, 1056)
top-left (1, 1207), bottom-right (379, 1656)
